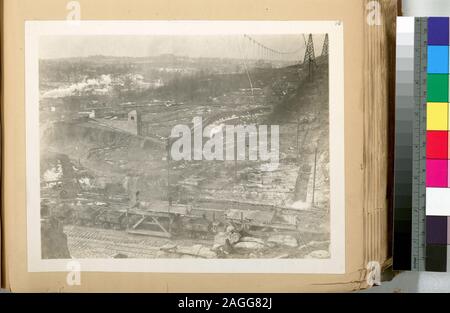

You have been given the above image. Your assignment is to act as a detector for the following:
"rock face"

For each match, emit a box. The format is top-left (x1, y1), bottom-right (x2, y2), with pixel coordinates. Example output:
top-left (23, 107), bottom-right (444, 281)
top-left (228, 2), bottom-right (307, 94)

top-left (234, 241), bottom-right (265, 250)
top-left (160, 243), bottom-right (177, 251)
top-left (178, 245), bottom-right (217, 259)
top-left (158, 244), bottom-right (217, 259)
top-left (240, 237), bottom-right (266, 245)
top-left (298, 240), bottom-right (330, 252)
top-left (267, 235), bottom-right (298, 248)
top-left (306, 250), bottom-right (330, 259)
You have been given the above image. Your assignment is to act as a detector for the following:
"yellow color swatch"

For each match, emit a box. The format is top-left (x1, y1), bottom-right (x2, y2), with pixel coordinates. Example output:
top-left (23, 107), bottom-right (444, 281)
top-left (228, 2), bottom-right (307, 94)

top-left (427, 102), bottom-right (449, 131)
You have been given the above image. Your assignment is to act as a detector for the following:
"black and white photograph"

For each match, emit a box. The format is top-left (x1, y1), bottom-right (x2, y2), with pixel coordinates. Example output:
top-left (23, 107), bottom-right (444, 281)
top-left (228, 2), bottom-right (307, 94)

top-left (25, 21), bottom-right (345, 273)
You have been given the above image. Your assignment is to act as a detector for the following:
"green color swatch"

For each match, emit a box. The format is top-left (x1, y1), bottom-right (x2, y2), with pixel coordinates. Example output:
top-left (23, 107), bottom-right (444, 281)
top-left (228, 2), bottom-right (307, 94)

top-left (428, 74), bottom-right (449, 102)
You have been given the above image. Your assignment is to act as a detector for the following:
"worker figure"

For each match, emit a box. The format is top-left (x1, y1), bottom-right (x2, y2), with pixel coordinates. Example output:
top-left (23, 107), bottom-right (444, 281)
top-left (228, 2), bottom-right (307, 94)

top-left (212, 224), bottom-right (241, 256)
top-left (131, 191), bottom-right (141, 210)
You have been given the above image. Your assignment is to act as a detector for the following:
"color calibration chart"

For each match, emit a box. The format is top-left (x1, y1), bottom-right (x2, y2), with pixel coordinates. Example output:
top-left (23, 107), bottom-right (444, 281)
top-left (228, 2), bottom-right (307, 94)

top-left (394, 17), bottom-right (450, 272)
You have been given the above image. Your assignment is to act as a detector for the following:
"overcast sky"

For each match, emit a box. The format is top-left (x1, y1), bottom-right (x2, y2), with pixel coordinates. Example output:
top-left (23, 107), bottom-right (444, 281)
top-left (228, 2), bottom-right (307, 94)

top-left (39, 34), bottom-right (327, 62)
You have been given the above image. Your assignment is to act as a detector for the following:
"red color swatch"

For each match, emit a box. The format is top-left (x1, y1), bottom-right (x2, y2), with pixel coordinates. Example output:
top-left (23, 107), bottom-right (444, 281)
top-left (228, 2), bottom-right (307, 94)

top-left (427, 131), bottom-right (448, 159)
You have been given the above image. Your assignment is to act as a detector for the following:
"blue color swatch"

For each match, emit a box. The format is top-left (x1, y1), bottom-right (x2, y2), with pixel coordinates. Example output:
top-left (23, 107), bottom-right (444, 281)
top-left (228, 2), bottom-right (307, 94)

top-left (428, 17), bottom-right (449, 46)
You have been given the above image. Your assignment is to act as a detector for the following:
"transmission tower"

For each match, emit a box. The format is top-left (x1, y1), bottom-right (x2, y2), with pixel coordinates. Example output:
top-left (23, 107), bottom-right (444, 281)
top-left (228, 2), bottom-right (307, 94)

top-left (322, 34), bottom-right (329, 57)
top-left (303, 34), bottom-right (317, 80)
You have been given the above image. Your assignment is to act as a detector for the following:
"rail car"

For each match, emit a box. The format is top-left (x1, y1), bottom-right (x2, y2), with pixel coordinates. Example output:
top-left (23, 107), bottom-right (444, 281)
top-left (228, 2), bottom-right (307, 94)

top-left (96, 210), bottom-right (128, 230)
top-left (74, 207), bottom-right (103, 227)
top-left (65, 205), bottom-right (217, 238)
top-left (181, 216), bottom-right (213, 239)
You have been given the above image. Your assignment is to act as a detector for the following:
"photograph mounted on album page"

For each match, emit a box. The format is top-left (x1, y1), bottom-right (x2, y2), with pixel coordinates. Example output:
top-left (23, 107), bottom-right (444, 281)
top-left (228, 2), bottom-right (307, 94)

top-left (2, 0), bottom-right (397, 292)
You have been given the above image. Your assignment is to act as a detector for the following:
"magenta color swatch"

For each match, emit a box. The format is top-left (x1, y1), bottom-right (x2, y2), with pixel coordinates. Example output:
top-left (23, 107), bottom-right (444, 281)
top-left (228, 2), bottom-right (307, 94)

top-left (427, 159), bottom-right (448, 187)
